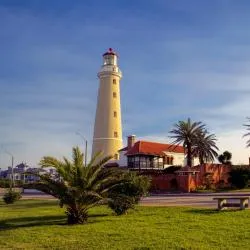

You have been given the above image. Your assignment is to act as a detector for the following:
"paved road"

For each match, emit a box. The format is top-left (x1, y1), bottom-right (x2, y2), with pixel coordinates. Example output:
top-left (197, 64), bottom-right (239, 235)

top-left (19, 191), bottom-right (250, 209)
top-left (141, 192), bottom-right (250, 208)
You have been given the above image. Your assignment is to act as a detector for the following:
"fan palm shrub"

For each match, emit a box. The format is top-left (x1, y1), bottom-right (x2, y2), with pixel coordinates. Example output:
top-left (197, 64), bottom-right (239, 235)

top-left (29, 147), bottom-right (133, 224)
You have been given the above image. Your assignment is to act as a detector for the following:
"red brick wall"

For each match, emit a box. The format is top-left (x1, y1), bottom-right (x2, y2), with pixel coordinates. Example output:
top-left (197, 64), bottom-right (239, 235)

top-left (144, 164), bottom-right (231, 193)
top-left (150, 174), bottom-right (176, 191)
top-left (193, 164), bottom-right (231, 187)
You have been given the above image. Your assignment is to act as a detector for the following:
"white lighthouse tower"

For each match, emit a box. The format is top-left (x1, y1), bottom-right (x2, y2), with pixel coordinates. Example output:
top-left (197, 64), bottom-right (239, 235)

top-left (92, 48), bottom-right (123, 159)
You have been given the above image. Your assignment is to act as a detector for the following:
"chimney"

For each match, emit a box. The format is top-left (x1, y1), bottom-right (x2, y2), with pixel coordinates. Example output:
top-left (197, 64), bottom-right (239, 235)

top-left (127, 135), bottom-right (136, 149)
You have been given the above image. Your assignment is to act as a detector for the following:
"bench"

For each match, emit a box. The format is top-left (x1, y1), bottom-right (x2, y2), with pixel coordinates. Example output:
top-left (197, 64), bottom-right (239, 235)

top-left (213, 197), bottom-right (249, 210)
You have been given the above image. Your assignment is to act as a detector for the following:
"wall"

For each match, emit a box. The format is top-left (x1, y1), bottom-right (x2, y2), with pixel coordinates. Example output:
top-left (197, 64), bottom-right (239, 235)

top-left (162, 151), bottom-right (185, 167)
top-left (150, 174), bottom-right (177, 191)
top-left (116, 150), bottom-right (127, 167)
top-left (144, 164), bottom-right (231, 193)
top-left (193, 164), bottom-right (231, 187)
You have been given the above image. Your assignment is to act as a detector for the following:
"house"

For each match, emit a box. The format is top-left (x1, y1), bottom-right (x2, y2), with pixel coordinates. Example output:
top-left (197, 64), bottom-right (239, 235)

top-left (0, 163), bottom-right (59, 183)
top-left (116, 135), bottom-right (198, 169)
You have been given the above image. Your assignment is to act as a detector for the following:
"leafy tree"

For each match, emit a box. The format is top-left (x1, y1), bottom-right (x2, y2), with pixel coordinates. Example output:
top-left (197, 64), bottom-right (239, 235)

top-left (29, 147), bottom-right (134, 224)
top-left (243, 117), bottom-right (250, 147)
top-left (108, 172), bottom-right (150, 215)
top-left (169, 118), bottom-right (218, 167)
top-left (192, 130), bottom-right (219, 164)
top-left (218, 151), bottom-right (232, 165)
top-left (229, 166), bottom-right (250, 189)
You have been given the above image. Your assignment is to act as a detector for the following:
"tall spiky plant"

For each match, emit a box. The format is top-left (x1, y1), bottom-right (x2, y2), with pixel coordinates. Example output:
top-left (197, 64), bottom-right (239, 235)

top-left (30, 147), bottom-right (127, 224)
top-left (243, 117), bottom-right (250, 147)
top-left (169, 118), bottom-right (205, 167)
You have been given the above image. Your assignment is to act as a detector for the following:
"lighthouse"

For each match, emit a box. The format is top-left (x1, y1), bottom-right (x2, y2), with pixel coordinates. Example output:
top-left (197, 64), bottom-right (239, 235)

top-left (92, 48), bottom-right (123, 159)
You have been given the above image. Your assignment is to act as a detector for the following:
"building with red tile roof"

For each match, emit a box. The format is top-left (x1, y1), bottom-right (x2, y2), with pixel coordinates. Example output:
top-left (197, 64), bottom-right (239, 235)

top-left (116, 135), bottom-right (193, 170)
top-left (126, 141), bottom-right (184, 156)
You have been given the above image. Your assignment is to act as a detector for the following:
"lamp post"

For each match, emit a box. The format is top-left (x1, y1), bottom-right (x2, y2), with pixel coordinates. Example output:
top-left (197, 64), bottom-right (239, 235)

top-left (76, 132), bottom-right (88, 166)
top-left (5, 151), bottom-right (15, 191)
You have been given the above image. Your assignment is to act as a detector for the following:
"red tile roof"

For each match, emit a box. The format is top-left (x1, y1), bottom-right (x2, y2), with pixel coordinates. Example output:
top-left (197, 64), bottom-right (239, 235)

top-left (126, 141), bottom-right (184, 156)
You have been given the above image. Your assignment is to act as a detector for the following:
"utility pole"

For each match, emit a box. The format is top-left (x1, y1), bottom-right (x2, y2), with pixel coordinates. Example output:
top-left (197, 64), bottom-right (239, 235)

top-left (5, 151), bottom-right (14, 191)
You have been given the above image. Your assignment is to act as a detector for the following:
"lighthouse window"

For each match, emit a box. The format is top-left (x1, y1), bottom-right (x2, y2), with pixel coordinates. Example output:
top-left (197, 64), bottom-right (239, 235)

top-left (113, 79), bottom-right (116, 84)
top-left (114, 111), bottom-right (117, 117)
top-left (114, 131), bottom-right (118, 138)
top-left (113, 92), bottom-right (117, 98)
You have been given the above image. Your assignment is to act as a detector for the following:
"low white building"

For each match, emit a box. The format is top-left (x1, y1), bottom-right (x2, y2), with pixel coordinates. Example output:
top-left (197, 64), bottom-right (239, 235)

top-left (115, 135), bottom-right (199, 170)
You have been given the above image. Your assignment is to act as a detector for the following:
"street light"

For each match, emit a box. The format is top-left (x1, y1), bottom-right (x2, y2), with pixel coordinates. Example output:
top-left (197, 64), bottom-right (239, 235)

top-left (4, 150), bottom-right (15, 191)
top-left (75, 132), bottom-right (88, 166)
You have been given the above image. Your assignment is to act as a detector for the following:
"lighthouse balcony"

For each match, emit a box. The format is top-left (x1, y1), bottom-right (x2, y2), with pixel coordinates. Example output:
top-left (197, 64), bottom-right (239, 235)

top-left (99, 65), bottom-right (122, 76)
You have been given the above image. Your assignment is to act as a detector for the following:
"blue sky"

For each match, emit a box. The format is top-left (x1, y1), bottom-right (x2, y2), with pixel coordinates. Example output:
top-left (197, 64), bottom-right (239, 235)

top-left (0, 0), bottom-right (250, 167)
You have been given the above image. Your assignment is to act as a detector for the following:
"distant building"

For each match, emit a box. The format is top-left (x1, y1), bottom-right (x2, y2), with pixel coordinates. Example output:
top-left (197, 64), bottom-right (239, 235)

top-left (0, 163), bottom-right (58, 183)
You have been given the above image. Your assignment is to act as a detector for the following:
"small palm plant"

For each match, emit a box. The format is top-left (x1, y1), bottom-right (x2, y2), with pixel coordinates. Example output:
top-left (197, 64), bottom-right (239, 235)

top-left (30, 147), bottom-right (129, 224)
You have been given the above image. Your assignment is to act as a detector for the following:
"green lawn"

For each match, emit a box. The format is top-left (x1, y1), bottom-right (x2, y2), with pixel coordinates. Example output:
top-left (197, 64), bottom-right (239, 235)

top-left (0, 200), bottom-right (250, 249)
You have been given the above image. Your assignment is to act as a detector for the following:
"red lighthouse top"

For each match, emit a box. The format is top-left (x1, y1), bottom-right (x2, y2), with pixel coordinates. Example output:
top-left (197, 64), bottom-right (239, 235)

top-left (103, 48), bottom-right (117, 56)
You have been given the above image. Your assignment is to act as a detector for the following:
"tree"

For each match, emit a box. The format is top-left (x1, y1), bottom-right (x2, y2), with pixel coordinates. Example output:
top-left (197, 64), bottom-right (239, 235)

top-left (169, 118), bottom-right (206, 167)
top-left (243, 117), bottom-right (250, 147)
top-left (29, 147), bottom-right (136, 224)
top-left (192, 130), bottom-right (219, 164)
top-left (229, 165), bottom-right (250, 189)
top-left (218, 151), bottom-right (232, 165)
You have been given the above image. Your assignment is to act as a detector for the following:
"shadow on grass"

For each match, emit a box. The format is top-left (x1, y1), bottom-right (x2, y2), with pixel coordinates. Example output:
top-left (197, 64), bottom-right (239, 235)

top-left (185, 208), bottom-right (243, 215)
top-left (0, 212), bottom-right (111, 231)
top-left (0, 214), bottom-right (67, 230)
top-left (0, 200), bottom-right (58, 209)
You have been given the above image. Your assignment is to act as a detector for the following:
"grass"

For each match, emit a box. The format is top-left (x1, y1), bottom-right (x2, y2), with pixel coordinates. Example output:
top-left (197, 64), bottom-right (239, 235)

top-left (0, 199), bottom-right (250, 249)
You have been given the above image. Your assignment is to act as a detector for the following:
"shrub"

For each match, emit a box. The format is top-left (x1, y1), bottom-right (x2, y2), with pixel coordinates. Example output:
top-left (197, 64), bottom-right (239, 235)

top-left (0, 179), bottom-right (10, 188)
top-left (3, 190), bottom-right (22, 204)
top-left (108, 195), bottom-right (136, 215)
top-left (229, 166), bottom-right (250, 189)
top-left (108, 172), bottom-right (150, 215)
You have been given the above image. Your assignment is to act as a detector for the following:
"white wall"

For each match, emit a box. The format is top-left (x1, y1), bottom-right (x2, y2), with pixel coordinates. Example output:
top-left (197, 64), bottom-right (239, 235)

top-left (117, 150), bottom-right (127, 167)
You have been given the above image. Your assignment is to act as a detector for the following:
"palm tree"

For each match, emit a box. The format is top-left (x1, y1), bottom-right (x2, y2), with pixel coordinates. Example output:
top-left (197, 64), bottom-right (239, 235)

top-left (169, 118), bottom-right (205, 167)
top-left (192, 130), bottom-right (219, 164)
top-left (243, 117), bottom-right (250, 147)
top-left (218, 151), bottom-right (232, 165)
top-left (30, 147), bottom-right (128, 224)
